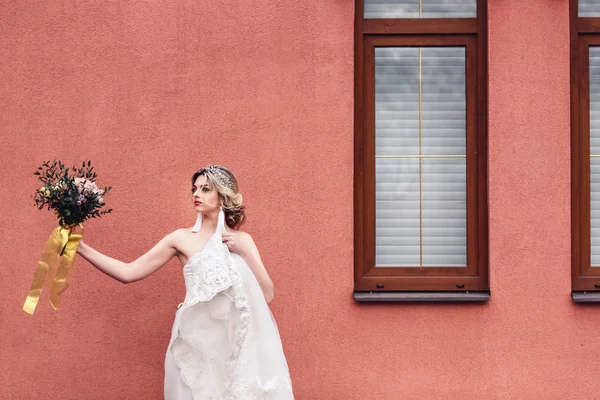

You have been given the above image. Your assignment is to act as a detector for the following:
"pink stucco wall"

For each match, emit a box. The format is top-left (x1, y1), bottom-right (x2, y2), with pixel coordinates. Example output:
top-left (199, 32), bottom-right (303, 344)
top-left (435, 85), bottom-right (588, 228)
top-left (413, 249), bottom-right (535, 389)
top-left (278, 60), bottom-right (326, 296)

top-left (1, 0), bottom-right (596, 399)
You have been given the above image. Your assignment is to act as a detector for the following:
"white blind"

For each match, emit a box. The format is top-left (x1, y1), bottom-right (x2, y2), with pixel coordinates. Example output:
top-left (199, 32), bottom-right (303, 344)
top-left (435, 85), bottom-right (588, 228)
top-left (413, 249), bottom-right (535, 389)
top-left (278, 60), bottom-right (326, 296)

top-left (580, 0), bottom-right (600, 17)
top-left (364, 0), bottom-right (476, 19)
top-left (590, 47), bottom-right (600, 265)
top-left (375, 47), bottom-right (467, 267)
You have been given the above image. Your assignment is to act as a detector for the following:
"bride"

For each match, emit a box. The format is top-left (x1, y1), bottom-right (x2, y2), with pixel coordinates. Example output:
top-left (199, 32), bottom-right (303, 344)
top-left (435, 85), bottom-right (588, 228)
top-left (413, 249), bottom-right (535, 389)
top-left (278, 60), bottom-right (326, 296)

top-left (76, 165), bottom-right (294, 399)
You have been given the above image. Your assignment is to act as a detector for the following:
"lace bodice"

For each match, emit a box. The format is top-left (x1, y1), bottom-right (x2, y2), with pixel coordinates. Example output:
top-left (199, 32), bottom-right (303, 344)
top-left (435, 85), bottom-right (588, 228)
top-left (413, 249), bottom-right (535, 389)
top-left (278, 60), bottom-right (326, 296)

top-left (182, 233), bottom-right (242, 306)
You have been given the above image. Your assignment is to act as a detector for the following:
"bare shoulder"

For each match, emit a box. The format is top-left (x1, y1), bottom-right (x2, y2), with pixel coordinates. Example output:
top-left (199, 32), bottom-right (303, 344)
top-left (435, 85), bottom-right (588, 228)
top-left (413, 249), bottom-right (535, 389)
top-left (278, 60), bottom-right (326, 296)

top-left (235, 231), bottom-right (265, 265)
top-left (238, 231), bottom-right (261, 256)
top-left (172, 227), bottom-right (189, 236)
top-left (235, 230), bottom-right (255, 242)
top-left (164, 228), bottom-right (189, 255)
top-left (229, 229), bottom-right (257, 247)
top-left (165, 228), bottom-right (187, 243)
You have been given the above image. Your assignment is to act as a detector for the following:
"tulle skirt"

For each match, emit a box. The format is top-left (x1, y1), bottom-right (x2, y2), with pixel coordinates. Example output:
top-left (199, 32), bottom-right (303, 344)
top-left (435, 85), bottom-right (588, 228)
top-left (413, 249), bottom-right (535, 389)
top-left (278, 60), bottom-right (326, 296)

top-left (163, 252), bottom-right (294, 400)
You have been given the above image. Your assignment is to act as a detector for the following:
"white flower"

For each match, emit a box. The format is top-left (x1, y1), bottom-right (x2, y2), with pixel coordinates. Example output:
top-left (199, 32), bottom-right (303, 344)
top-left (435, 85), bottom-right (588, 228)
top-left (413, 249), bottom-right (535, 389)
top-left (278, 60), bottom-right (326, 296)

top-left (74, 177), bottom-right (86, 194)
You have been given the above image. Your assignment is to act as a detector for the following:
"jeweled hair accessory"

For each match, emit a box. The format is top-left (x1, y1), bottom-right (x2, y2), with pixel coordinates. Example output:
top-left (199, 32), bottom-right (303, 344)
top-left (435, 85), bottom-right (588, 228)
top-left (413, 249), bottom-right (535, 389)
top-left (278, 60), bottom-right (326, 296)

top-left (205, 165), bottom-right (234, 190)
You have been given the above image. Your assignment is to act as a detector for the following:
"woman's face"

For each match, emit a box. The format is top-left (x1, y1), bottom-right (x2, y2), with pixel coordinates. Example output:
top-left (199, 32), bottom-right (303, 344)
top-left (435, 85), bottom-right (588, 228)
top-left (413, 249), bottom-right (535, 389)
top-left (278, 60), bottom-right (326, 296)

top-left (192, 174), bottom-right (220, 213)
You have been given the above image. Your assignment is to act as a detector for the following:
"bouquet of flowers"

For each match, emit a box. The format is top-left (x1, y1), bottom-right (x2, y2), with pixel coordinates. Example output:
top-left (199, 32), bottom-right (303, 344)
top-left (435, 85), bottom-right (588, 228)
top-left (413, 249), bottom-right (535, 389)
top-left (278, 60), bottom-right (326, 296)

top-left (23, 160), bottom-right (113, 314)
top-left (33, 160), bottom-right (112, 226)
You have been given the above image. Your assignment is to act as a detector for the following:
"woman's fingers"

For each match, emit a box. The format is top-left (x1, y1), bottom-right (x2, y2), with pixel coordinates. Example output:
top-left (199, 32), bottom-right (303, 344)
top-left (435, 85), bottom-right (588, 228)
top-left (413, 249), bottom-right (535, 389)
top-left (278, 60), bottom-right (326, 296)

top-left (221, 233), bottom-right (235, 242)
top-left (221, 233), bottom-right (238, 252)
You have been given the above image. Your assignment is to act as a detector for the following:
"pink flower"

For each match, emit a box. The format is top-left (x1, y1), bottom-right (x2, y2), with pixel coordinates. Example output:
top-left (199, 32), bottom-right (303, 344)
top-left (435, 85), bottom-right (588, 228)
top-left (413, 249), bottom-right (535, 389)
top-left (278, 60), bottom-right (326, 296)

top-left (75, 177), bottom-right (99, 195)
top-left (97, 197), bottom-right (105, 205)
top-left (74, 177), bottom-right (86, 194)
top-left (89, 182), bottom-right (98, 194)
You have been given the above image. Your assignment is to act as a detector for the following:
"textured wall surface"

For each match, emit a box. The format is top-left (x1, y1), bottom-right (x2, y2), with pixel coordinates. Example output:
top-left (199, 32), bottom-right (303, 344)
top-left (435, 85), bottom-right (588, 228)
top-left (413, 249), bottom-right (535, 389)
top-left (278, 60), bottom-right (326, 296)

top-left (1, 0), bottom-right (597, 399)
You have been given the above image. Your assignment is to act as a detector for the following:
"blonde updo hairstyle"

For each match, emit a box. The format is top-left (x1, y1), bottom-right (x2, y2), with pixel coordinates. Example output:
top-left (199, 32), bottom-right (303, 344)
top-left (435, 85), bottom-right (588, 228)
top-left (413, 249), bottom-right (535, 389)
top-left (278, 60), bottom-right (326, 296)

top-left (192, 165), bottom-right (246, 230)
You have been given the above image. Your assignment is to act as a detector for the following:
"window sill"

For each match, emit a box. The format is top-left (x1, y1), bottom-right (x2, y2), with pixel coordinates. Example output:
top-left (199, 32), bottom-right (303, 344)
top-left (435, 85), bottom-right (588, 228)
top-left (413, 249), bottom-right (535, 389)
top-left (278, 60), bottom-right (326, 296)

top-left (572, 292), bottom-right (600, 303)
top-left (353, 291), bottom-right (490, 303)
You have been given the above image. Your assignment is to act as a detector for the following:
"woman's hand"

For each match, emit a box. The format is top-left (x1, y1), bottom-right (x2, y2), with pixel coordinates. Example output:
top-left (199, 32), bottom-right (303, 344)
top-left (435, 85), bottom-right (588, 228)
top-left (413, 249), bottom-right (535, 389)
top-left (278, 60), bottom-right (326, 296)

top-left (76, 239), bottom-right (86, 254)
top-left (221, 231), bottom-right (253, 256)
top-left (222, 231), bottom-right (275, 302)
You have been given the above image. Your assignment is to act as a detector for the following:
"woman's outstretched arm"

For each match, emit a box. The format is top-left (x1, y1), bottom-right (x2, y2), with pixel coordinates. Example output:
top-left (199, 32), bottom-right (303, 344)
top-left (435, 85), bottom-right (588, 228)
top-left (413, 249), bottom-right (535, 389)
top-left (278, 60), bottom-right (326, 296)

top-left (76, 231), bottom-right (179, 284)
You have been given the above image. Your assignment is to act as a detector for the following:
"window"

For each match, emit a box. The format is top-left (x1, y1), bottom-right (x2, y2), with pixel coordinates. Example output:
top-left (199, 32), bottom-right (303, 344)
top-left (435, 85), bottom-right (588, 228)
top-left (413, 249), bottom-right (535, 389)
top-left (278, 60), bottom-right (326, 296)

top-left (571, 0), bottom-right (600, 298)
top-left (354, 0), bottom-right (489, 300)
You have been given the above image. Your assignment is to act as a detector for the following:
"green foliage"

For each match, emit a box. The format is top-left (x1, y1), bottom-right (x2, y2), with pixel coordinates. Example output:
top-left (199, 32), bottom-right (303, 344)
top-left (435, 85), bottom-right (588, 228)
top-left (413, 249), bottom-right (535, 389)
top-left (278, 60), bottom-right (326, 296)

top-left (33, 160), bottom-right (113, 227)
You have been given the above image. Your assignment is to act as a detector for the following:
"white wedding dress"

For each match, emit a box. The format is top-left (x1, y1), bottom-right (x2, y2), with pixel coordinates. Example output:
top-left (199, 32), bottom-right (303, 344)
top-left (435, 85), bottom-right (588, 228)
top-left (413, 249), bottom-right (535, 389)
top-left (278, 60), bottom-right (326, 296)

top-left (164, 210), bottom-right (294, 399)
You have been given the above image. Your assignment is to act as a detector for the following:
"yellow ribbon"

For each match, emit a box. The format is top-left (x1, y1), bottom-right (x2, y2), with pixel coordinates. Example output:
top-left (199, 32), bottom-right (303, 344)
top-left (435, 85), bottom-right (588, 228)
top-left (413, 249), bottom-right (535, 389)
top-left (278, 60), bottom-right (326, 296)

top-left (23, 225), bottom-right (83, 315)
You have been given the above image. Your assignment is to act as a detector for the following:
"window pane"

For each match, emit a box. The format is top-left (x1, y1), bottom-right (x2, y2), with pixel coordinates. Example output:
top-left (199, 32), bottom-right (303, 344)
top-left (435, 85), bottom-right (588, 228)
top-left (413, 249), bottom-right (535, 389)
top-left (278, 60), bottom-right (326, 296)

top-left (580, 0), bottom-right (600, 17)
top-left (374, 46), bottom-right (467, 267)
top-left (376, 158), bottom-right (421, 267)
top-left (592, 159), bottom-right (600, 266)
top-left (422, 158), bottom-right (466, 266)
top-left (591, 47), bottom-right (600, 265)
top-left (375, 47), bottom-right (420, 156)
top-left (364, 0), bottom-right (476, 19)
top-left (422, 48), bottom-right (466, 155)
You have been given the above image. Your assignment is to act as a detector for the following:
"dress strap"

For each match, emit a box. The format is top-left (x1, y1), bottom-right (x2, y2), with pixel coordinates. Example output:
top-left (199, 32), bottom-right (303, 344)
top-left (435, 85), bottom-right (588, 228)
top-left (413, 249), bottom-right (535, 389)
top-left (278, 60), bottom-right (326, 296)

top-left (191, 213), bottom-right (202, 233)
top-left (191, 209), bottom-right (225, 235)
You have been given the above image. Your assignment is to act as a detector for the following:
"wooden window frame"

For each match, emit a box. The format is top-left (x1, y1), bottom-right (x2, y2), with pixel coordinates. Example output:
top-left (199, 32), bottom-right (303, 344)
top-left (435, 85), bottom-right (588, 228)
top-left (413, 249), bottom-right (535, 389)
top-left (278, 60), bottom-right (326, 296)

top-left (571, 0), bottom-right (600, 296)
top-left (354, 1), bottom-right (489, 298)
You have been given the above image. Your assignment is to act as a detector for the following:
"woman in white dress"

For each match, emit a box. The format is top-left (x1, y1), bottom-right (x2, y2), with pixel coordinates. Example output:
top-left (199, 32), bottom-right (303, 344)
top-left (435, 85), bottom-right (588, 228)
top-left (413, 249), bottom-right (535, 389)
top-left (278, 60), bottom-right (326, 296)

top-left (76, 165), bottom-right (294, 399)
